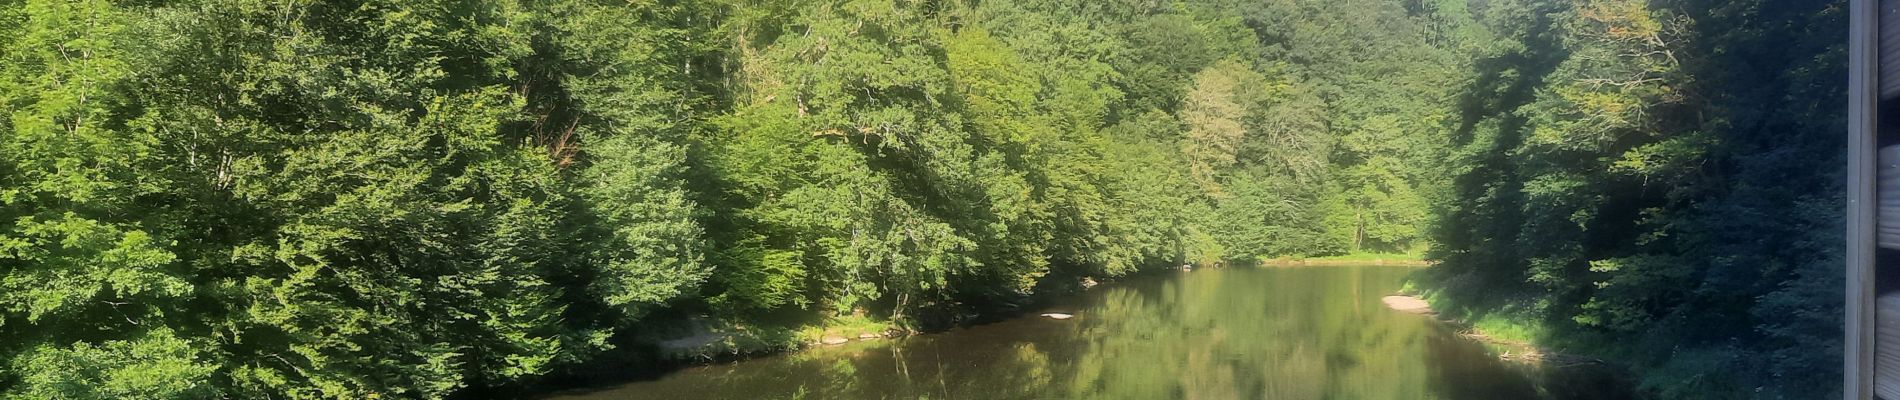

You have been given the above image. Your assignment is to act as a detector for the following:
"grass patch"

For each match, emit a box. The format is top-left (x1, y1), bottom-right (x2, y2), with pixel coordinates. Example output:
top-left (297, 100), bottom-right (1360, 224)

top-left (1409, 283), bottom-right (1553, 350)
top-left (1413, 286), bottom-right (1547, 346)
top-left (1259, 252), bottom-right (1430, 266)
top-left (1467, 313), bottom-right (1545, 345)
top-left (793, 314), bottom-right (897, 343)
top-left (1307, 252), bottom-right (1426, 261)
top-left (651, 314), bottom-right (900, 361)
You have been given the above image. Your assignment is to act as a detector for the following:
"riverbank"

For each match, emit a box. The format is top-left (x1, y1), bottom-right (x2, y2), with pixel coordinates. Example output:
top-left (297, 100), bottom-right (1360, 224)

top-left (651, 266), bottom-right (1220, 361)
top-left (1441, 313), bottom-right (1605, 367)
top-left (665, 262), bottom-right (1431, 361)
top-left (1260, 253), bottom-right (1432, 266)
top-left (1400, 296), bottom-right (1655, 400)
top-left (650, 314), bottom-right (908, 361)
top-left (1381, 293), bottom-right (1606, 369)
top-left (546, 265), bottom-right (1637, 399)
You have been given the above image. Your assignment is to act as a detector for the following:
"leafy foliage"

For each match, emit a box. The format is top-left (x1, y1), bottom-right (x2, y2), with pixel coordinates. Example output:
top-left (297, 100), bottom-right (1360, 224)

top-left (0, 0), bottom-right (1841, 398)
top-left (1424, 0), bottom-right (1845, 397)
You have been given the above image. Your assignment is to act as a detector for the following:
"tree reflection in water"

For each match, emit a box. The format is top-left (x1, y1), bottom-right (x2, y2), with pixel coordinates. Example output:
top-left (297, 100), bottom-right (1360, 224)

top-left (547, 266), bottom-right (1634, 399)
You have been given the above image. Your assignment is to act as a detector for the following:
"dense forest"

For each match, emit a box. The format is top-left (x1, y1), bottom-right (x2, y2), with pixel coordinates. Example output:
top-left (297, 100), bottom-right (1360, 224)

top-left (1424, 0), bottom-right (1846, 398)
top-left (0, 0), bottom-right (1842, 398)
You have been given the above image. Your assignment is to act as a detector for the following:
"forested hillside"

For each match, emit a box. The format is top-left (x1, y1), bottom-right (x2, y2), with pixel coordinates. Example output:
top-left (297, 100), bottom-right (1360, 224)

top-left (0, 0), bottom-right (1842, 398)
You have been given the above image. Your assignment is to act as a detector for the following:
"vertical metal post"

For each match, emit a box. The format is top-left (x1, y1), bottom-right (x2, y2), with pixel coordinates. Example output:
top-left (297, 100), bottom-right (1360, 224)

top-left (1851, 0), bottom-right (1878, 398)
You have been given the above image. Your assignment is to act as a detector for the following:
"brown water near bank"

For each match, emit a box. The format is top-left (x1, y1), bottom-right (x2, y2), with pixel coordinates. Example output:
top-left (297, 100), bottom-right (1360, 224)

top-left (543, 266), bottom-right (1636, 399)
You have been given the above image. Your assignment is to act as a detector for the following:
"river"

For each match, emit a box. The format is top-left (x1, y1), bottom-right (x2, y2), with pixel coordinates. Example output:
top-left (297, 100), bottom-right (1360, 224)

top-left (545, 265), bottom-right (1635, 399)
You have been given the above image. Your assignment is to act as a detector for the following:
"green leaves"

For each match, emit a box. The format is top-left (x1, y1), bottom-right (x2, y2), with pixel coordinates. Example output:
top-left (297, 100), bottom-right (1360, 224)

top-left (1425, 0), bottom-right (1846, 397)
top-left (6, 328), bottom-right (217, 400)
top-left (1180, 59), bottom-right (1262, 196)
top-left (581, 131), bottom-right (706, 316)
top-left (0, 214), bottom-right (185, 323)
top-left (0, 0), bottom-right (718, 397)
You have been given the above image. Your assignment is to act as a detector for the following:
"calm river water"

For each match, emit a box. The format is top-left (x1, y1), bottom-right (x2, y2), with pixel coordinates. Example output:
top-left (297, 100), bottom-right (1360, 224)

top-left (546, 265), bottom-right (1635, 399)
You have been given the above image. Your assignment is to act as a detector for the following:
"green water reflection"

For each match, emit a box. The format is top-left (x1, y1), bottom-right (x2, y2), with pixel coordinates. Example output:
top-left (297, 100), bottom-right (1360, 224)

top-left (548, 266), bottom-right (1632, 399)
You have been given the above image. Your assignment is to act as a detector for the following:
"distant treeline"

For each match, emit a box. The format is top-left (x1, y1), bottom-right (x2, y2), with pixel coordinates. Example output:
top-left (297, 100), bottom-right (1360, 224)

top-left (0, 0), bottom-right (1841, 398)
